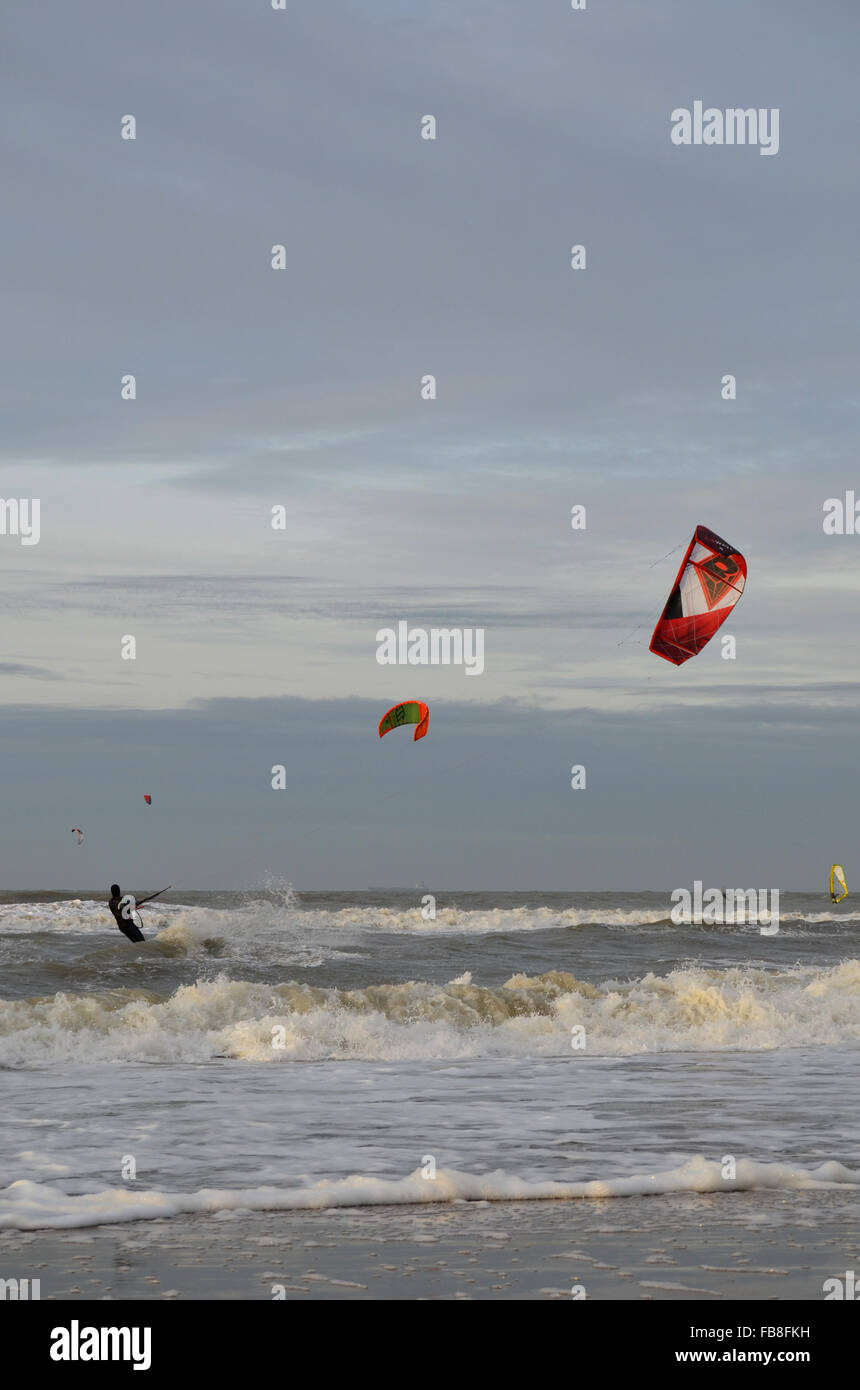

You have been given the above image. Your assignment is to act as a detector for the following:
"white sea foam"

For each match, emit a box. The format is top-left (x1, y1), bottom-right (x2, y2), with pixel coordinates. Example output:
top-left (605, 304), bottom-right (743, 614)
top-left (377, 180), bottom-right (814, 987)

top-left (0, 898), bottom-right (856, 938)
top-left (294, 904), bottom-right (860, 935)
top-left (0, 900), bottom-right (185, 935)
top-left (1, 961), bottom-right (858, 1066)
top-left (1, 1156), bottom-right (857, 1230)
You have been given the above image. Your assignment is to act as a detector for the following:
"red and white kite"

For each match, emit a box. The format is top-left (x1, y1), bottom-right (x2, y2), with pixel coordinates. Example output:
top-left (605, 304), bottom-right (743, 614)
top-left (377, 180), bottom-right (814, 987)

top-left (650, 525), bottom-right (746, 666)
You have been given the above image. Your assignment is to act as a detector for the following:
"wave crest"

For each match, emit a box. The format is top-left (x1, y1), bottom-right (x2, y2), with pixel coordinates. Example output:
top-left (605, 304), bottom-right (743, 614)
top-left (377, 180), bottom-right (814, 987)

top-left (1, 961), bottom-right (858, 1065)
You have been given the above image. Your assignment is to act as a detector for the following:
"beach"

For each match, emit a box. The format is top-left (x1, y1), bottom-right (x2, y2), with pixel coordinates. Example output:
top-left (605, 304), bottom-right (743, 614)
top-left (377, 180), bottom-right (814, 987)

top-left (1, 1190), bottom-right (856, 1302)
top-left (1, 890), bottom-right (858, 1301)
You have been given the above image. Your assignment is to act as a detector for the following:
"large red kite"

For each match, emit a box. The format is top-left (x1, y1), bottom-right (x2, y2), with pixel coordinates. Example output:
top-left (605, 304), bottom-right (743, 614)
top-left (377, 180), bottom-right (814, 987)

top-left (650, 526), bottom-right (746, 665)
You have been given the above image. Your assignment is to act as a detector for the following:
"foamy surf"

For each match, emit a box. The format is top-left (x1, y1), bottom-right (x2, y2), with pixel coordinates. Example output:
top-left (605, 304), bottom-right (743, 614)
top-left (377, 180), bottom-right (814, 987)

top-left (1, 1156), bottom-right (857, 1231)
top-left (1, 961), bottom-right (858, 1066)
top-left (3, 897), bottom-right (858, 940)
top-left (2, 890), bottom-right (858, 1297)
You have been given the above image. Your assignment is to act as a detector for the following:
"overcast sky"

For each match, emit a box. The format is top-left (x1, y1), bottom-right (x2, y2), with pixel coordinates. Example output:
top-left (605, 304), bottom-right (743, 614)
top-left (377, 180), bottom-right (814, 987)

top-left (2, 0), bottom-right (858, 889)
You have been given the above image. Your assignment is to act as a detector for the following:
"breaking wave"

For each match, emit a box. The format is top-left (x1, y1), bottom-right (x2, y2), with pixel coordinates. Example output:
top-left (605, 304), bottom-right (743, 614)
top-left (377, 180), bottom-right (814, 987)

top-left (1, 1156), bottom-right (858, 1230)
top-left (1, 898), bottom-right (857, 939)
top-left (1, 960), bottom-right (858, 1066)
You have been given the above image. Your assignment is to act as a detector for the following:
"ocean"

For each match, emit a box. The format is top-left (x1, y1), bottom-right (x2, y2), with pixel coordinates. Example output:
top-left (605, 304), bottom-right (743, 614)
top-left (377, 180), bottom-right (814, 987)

top-left (1, 888), bottom-right (858, 1300)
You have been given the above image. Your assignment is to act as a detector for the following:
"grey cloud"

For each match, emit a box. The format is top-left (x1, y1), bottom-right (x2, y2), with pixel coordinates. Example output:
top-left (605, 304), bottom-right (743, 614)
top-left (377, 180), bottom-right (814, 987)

top-left (0, 691), bottom-right (849, 890)
top-left (2, 1), bottom-right (858, 883)
top-left (0, 663), bottom-right (57, 679)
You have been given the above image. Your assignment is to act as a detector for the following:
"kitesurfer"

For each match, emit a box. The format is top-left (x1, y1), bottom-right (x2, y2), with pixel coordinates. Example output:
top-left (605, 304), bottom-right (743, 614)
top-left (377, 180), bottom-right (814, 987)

top-left (108, 883), bottom-right (170, 943)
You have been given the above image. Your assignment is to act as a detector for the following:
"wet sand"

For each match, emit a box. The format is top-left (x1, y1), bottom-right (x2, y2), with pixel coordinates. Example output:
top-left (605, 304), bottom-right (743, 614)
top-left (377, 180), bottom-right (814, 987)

top-left (1, 1188), bottom-right (855, 1300)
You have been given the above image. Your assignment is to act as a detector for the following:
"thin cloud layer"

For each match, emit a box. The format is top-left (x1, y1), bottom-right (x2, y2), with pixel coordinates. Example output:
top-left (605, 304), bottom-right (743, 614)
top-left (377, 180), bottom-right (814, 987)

top-left (2, 2), bottom-right (857, 881)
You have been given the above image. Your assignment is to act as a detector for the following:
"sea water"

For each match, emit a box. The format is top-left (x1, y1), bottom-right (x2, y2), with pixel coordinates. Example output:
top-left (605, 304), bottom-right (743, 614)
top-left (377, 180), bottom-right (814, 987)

top-left (1, 889), bottom-right (858, 1231)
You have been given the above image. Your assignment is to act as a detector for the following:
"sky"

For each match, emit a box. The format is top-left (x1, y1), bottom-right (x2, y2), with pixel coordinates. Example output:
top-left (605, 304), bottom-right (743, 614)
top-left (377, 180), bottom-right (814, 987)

top-left (2, 0), bottom-right (859, 889)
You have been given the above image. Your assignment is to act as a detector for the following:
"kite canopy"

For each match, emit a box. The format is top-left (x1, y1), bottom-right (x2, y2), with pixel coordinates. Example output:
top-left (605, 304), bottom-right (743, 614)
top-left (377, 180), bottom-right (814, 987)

top-left (378, 701), bottom-right (429, 742)
top-left (649, 525), bottom-right (746, 665)
top-left (144, 795), bottom-right (152, 805)
top-left (70, 828), bottom-right (83, 845)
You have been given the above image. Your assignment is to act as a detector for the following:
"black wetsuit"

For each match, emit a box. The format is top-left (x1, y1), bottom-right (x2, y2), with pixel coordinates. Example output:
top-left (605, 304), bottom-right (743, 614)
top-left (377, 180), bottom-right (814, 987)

top-left (109, 893), bottom-right (145, 943)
